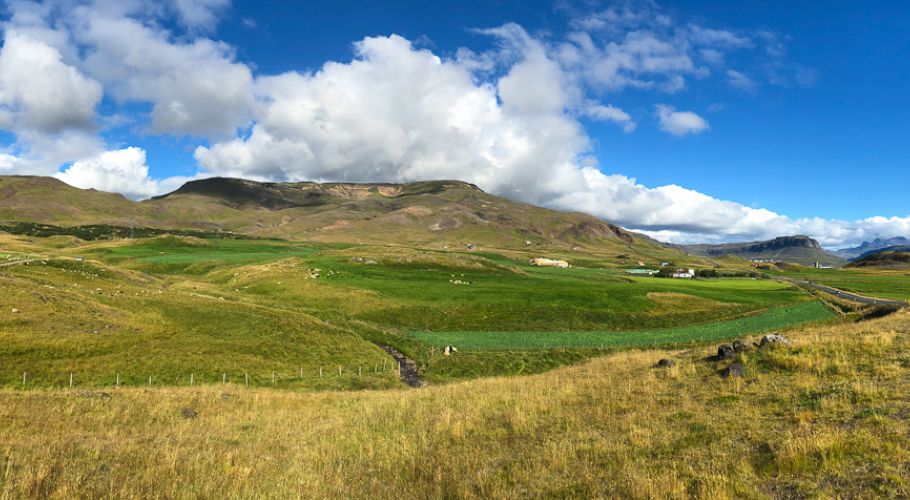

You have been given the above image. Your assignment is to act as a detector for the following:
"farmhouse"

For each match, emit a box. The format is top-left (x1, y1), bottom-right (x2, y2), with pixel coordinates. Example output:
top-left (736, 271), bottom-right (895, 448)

top-left (671, 268), bottom-right (696, 279)
top-left (530, 258), bottom-right (570, 268)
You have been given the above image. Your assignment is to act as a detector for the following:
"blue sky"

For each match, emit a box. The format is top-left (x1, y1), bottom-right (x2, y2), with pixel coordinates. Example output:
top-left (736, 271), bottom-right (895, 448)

top-left (0, 0), bottom-right (908, 246)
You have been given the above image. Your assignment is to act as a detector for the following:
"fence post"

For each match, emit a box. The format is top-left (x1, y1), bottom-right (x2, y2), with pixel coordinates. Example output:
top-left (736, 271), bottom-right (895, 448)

top-left (223, 373), bottom-right (226, 384)
top-left (358, 366), bottom-right (362, 376)
top-left (245, 372), bottom-right (249, 387)
top-left (319, 367), bottom-right (323, 378)
top-left (190, 373), bottom-right (194, 385)
top-left (272, 371), bottom-right (275, 384)
top-left (148, 375), bottom-right (152, 386)
top-left (299, 367), bottom-right (303, 378)
top-left (116, 373), bottom-right (120, 387)
top-left (21, 372), bottom-right (25, 387)
top-left (69, 373), bottom-right (73, 389)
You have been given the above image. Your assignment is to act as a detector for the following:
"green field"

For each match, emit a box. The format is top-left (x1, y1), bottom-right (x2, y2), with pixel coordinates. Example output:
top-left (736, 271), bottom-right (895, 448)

top-left (766, 267), bottom-right (910, 301)
top-left (412, 301), bottom-right (835, 349)
top-left (0, 233), bottom-right (847, 386)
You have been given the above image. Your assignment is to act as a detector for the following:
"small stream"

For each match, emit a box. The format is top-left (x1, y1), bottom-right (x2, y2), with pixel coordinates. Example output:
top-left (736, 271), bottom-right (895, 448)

top-left (375, 344), bottom-right (424, 388)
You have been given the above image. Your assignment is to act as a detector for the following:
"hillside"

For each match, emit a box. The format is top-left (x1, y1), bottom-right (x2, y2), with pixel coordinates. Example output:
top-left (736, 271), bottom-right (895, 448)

top-left (835, 237), bottom-right (910, 260)
top-left (682, 235), bottom-right (844, 267)
top-left (0, 175), bottom-right (680, 261)
top-left (2, 310), bottom-right (908, 497)
top-left (849, 249), bottom-right (910, 269)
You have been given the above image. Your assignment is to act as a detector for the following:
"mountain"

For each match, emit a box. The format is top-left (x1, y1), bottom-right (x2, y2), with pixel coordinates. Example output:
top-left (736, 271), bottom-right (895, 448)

top-left (835, 237), bottom-right (910, 260)
top-left (848, 249), bottom-right (910, 269)
top-left (0, 176), bottom-right (138, 225)
top-left (681, 235), bottom-right (844, 267)
top-left (0, 175), bottom-right (679, 258)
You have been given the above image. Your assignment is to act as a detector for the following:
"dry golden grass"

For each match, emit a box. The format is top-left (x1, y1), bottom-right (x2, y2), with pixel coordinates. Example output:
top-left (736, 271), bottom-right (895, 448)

top-left (2, 312), bottom-right (909, 498)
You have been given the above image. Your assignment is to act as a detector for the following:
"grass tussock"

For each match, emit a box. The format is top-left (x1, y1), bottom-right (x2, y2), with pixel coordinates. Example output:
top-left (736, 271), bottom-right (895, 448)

top-left (1, 312), bottom-right (909, 498)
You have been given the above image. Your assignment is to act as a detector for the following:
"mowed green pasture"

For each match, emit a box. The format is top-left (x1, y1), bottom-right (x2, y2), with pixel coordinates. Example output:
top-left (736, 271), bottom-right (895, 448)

top-left (412, 301), bottom-right (834, 349)
top-left (279, 257), bottom-right (811, 332)
top-left (766, 267), bottom-right (910, 301)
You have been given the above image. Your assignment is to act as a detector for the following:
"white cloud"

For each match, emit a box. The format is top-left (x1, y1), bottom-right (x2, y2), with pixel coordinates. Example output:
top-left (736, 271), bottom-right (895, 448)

top-left (56, 147), bottom-right (161, 199)
top-left (726, 69), bottom-right (757, 92)
top-left (583, 103), bottom-right (636, 132)
top-left (0, 30), bottom-right (102, 133)
top-left (655, 104), bottom-right (709, 136)
top-left (170, 0), bottom-right (231, 31)
top-left (53, 146), bottom-right (196, 199)
top-left (74, 11), bottom-right (256, 136)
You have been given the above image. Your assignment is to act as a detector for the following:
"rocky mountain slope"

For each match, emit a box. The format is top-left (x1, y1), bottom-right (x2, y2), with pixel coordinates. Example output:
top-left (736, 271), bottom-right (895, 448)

top-left (681, 235), bottom-right (844, 267)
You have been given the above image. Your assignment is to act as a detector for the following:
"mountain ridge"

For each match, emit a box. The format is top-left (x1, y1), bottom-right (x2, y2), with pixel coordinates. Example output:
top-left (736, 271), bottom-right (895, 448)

top-left (835, 237), bottom-right (910, 260)
top-left (681, 235), bottom-right (844, 266)
top-left (0, 175), bottom-right (671, 258)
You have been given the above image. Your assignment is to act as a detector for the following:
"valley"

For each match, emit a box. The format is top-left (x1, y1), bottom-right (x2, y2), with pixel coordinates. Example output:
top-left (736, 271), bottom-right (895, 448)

top-left (1, 176), bottom-right (908, 497)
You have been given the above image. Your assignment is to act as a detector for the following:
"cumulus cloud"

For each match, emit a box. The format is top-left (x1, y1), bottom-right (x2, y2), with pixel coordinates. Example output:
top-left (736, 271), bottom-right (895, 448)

top-left (0, 30), bottom-right (102, 133)
top-left (195, 32), bottom-right (589, 203)
top-left (74, 11), bottom-right (256, 136)
top-left (55, 146), bottom-right (193, 199)
top-left (56, 147), bottom-right (160, 199)
top-left (655, 104), bottom-right (709, 136)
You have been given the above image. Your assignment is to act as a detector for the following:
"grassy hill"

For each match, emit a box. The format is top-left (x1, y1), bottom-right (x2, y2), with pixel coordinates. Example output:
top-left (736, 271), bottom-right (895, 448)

top-left (849, 250), bottom-right (910, 269)
top-left (0, 233), bottom-right (828, 387)
top-left (1, 309), bottom-right (907, 497)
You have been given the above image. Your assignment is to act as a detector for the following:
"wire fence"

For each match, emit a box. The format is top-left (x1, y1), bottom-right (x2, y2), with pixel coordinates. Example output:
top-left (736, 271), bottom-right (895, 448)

top-left (0, 360), bottom-right (405, 390)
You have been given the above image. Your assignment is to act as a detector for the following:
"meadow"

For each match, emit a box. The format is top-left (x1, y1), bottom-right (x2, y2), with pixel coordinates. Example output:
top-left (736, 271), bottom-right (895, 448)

top-left (1, 311), bottom-right (908, 498)
top-left (0, 233), bottom-right (827, 386)
top-left (765, 266), bottom-right (910, 301)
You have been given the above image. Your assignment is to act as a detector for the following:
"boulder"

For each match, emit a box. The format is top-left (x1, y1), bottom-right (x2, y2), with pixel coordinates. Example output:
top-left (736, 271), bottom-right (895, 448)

top-left (759, 334), bottom-right (791, 348)
top-left (717, 344), bottom-right (735, 360)
top-left (732, 339), bottom-right (751, 353)
top-left (655, 358), bottom-right (675, 368)
top-left (720, 362), bottom-right (745, 378)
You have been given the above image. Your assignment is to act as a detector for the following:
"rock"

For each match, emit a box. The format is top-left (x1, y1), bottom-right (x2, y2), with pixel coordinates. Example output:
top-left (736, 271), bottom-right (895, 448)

top-left (732, 339), bottom-right (751, 353)
top-left (720, 362), bottom-right (745, 378)
top-left (717, 344), bottom-right (735, 360)
top-left (655, 358), bottom-right (675, 368)
top-left (10, 308), bottom-right (18, 314)
top-left (759, 334), bottom-right (791, 347)
top-left (75, 391), bottom-right (111, 400)
top-left (181, 407), bottom-right (198, 419)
